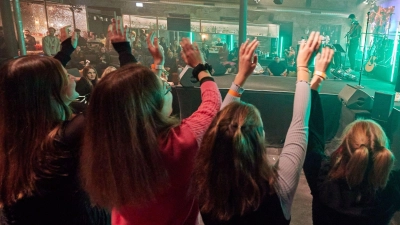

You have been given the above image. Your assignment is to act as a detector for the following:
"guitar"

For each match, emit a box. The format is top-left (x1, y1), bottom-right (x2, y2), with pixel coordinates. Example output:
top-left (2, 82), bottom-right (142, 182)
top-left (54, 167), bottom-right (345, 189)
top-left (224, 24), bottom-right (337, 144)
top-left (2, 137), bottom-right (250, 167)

top-left (365, 56), bottom-right (377, 72)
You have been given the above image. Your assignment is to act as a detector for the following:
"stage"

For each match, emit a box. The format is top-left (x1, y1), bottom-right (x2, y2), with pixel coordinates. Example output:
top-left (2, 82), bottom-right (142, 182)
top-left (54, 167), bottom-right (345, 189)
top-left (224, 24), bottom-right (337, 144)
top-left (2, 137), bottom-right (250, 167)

top-left (172, 75), bottom-right (400, 168)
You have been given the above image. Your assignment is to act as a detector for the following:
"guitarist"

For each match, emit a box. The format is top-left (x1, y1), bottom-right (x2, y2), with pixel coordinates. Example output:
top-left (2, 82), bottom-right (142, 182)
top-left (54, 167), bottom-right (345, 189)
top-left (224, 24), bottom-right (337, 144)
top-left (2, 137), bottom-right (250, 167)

top-left (346, 14), bottom-right (362, 73)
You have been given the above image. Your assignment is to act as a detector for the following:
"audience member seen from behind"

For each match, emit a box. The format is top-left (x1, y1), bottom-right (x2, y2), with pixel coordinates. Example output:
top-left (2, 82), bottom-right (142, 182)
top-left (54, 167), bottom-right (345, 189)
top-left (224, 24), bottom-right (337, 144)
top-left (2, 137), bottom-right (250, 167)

top-left (81, 26), bottom-right (222, 225)
top-left (0, 33), bottom-right (110, 225)
top-left (304, 77), bottom-right (400, 224)
top-left (75, 66), bottom-right (98, 97)
top-left (100, 66), bottom-right (117, 79)
top-left (193, 32), bottom-right (330, 224)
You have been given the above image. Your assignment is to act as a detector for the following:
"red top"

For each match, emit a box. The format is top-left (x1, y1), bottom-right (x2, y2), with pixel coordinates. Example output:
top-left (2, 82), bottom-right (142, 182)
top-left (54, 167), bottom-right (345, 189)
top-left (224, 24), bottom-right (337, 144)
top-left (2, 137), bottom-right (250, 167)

top-left (112, 81), bottom-right (222, 225)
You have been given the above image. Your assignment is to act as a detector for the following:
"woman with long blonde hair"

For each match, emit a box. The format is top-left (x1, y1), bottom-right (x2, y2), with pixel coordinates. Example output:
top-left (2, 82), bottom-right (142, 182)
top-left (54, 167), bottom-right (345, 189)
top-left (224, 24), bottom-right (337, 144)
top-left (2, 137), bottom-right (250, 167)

top-left (304, 72), bottom-right (399, 225)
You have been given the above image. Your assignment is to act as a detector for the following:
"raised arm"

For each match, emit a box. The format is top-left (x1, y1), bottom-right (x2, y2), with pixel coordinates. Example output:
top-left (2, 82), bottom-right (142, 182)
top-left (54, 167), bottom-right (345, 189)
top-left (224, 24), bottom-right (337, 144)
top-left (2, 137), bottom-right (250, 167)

top-left (221, 39), bottom-right (259, 109)
top-left (274, 32), bottom-right (321, 220)
top-left (53, 32), bottom-right (77, 67)
top-left (146, 32), bottom-right (165, 78)
top-left (180, 38), bottom-right (222, 146)
top-left (303, 47), bottom-right (334, 195)
top-left (108, 19), bottom-right (137, 67)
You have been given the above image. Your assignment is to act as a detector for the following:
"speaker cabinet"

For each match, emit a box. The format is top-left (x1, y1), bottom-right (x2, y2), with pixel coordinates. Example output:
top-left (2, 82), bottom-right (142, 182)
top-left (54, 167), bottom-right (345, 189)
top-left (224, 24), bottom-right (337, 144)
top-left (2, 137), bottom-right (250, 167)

top-left (373, 65), bottom-right (392, 83)
top-left (338, 84), bottom-right (373, 110)
top-left (274, 0), bottom-right (283, 4)
top-left (371, 92), bottom-right (394, 122)
top-left (179, 65), bottom-right (198, 87)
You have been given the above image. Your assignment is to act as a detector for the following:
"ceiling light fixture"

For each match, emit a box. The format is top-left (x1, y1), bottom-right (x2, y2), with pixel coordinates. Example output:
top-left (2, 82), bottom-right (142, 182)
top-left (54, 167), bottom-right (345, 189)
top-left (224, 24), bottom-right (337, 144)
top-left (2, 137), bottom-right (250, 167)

top-left (136, 2), bottom-right (144, 7)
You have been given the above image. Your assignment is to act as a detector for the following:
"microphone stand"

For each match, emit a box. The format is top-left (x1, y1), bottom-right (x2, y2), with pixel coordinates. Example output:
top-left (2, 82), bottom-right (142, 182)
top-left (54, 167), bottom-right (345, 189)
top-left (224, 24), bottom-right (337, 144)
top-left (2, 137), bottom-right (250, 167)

top-left (344, 34), bottom-right (349, 69)
top-left (356, 11), bottom-right (370, 89)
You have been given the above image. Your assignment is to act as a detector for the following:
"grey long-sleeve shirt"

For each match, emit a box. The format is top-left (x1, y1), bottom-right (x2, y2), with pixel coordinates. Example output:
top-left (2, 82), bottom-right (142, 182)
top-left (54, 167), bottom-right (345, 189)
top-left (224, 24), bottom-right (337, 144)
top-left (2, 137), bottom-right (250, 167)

top-left (221, 81), bottom-right (311, 220)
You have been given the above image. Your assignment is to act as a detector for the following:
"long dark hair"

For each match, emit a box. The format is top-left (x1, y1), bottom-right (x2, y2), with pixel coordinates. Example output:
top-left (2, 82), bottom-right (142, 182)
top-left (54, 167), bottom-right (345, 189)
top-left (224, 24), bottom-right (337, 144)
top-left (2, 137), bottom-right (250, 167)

top-left (0, 56), bottom-right (72, 206)
top-left (81, 66), bottom-right (98, 88)
top-left (81, 64), bottom-right (179, 209)
top-left (193, 101), bottom-right (277, 220)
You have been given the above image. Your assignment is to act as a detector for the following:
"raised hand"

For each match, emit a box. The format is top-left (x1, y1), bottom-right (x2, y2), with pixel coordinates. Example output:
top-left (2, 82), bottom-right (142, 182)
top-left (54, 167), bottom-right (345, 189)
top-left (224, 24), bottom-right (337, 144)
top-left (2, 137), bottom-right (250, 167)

top-left (108, 18), bottom-right (129, 43)
top-left (310, 47), bottom-right (334, 91)
top-left (234, 39), bottom-right (259, 86)
top-left (297, 31), bottom-right (322, 67)
top-left (180, 38), bottom-right (204, 68)
top-left (146, 32), bottom-right (164, 65)
top-left (314, 47), bottom-right (334, 73)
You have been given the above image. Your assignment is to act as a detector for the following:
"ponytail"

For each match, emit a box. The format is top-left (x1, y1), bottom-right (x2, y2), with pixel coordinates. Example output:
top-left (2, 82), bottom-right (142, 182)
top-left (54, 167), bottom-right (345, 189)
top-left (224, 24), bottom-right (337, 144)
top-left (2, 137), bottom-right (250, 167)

top-left (369, 148), bottom-right (394, 189)
top-left (346, 145), bottom-right (369, 188)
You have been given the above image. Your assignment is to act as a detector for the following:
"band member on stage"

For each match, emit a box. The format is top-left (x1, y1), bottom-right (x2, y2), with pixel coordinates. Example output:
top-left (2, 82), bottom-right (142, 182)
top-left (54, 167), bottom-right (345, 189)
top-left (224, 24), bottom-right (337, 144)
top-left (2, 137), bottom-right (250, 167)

top-left (284, 46), bottom-right (296, 67)
top-left (346, 14), bottom-right (362, 73)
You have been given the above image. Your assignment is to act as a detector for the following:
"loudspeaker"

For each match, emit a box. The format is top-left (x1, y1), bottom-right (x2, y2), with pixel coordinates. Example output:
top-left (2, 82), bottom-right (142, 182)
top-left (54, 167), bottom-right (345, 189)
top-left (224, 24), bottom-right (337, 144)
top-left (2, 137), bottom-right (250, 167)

top-left (179, 65), bottom-right (198, 87)
top-left (373, 65), bottom-right (392, 82)
top-left (338, 84), bottom-right (373, 110)
top-left (273, 0), bottom-right (283, 4)
top-left (371, 92), bottom-right (394, 122)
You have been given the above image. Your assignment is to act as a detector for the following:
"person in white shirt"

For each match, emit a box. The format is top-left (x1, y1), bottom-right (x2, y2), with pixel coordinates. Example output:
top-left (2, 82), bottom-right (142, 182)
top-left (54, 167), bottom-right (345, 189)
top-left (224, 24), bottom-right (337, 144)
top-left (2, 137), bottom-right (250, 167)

top-left (42, 27), bottom-right (60, 56)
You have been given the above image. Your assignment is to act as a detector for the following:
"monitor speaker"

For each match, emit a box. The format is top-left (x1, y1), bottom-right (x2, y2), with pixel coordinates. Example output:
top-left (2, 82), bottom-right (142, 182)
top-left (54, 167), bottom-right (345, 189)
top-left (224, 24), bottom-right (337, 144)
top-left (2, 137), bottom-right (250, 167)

top-left (273, 0), bottom-right (283, 4)
top-left (178, 65), bottom-right (199, 87)
top-left (338, 84), bottom-right (373, 110)
top-left (371, 92), bottom-right (394, 122)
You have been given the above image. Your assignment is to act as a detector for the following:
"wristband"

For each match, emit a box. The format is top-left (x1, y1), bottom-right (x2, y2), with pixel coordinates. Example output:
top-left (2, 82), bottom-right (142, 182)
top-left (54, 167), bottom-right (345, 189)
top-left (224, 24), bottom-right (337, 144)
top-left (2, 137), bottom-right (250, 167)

top-left (296, 80), bottom-right (309, 84)
top-left (228, 89), bottom-right (241, 97)
top-left (151, 64), bottom-right (164, 70)
top-left (192, 63), bottom-right (213, 82)
top-left (314, 71), bottom-right (327, 80)
top-left (232, 82), bottom-right (245, 95)
top-left (199, 76), bottom-right (215, 85)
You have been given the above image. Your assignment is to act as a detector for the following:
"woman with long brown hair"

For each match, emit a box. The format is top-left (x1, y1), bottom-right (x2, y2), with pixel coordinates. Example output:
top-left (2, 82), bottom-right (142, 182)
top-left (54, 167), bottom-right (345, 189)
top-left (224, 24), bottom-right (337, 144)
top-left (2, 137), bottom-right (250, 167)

top-left (75, 65), bottom-right (99, 96)
top-left (80, 27), bottom-right (222, 224)
top-left (193, 32), bottom-right (333, 224)
top-left (304, 74), bottom-right (400, 224)
top-left (0, 33), bottom-right (110, 224)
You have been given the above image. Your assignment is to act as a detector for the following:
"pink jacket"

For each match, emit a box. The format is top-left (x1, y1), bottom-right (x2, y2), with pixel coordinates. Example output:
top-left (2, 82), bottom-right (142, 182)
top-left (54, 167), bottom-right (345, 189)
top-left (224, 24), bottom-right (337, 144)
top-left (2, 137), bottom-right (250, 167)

top-left (112, 81), bottom-right (222, 225)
